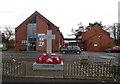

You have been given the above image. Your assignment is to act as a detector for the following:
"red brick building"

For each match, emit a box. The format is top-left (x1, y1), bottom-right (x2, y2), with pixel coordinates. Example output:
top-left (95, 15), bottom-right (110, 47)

top-left (15, 11), bottom-right (63, 52)
top-left (82, 25), bottom-right (115, 52)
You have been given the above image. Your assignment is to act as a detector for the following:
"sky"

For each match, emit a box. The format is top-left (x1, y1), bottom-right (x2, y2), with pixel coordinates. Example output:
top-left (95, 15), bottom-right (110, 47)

top-left (0, 0), bottom-right (119, 38)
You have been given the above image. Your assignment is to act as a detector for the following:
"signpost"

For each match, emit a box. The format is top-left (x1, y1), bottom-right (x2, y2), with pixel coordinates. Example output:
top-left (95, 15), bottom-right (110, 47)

top-left (38, 33), bottom-right (45, 46)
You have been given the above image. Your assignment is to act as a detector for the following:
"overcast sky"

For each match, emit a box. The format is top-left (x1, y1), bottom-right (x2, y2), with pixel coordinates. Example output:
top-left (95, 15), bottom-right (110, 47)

top-left (0, 0), bottom-right (119, 38)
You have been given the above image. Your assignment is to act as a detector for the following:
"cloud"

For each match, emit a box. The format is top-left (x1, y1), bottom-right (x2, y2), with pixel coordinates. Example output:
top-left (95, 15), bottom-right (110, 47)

top-left (0, 0), bottom-right (119, 38)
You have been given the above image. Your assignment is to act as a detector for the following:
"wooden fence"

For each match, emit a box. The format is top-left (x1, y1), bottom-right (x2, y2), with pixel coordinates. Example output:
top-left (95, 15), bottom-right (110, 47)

top-left (64, 63), bottom-right (120, 78)
top-left (2, 62), bottom-right (120, 79)
top-left (2, 62), bottom-right (26, 76)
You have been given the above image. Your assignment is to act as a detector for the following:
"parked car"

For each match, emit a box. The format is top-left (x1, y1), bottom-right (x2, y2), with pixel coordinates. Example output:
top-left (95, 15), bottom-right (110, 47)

top-left (60, 46), bottom-right (81, 54)
top-left (0, 43), bottom-right (8, 51)
top-left (105, 46), bottom-right (120, 53)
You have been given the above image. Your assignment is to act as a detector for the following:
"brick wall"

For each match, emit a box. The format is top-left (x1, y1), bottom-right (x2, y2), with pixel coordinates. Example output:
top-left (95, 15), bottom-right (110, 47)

top-left (15, 11), bottom-right (63, 52)
top-left (82, 25), bottom-right (115, 52)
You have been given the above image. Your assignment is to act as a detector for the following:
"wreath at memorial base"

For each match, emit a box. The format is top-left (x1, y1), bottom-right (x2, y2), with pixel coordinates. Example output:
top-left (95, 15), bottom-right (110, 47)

top-left (36, 53), bottom-right (62, 64)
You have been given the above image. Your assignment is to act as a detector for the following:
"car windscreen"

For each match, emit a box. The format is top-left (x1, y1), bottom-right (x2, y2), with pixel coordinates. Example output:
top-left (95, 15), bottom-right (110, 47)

top-left (112, 47), bottom-right (119, 49)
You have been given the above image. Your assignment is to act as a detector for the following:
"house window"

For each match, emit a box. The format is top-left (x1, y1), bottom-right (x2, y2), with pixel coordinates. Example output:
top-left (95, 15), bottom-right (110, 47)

top-left (28, 38), bottom-right (36, 42)
top-left (28, 17), bottom-right (36, 23)
top-left (21, 40), bottom-right (27, 45)
top-left (27, 24), bottom-right (36, 38)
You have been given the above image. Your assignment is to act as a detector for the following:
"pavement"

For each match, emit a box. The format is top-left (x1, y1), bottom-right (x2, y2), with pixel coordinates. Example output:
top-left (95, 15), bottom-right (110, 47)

top-left (2, 76), bottom-right (119, 82)
top-left (23, 61), bottom-right (64, 78)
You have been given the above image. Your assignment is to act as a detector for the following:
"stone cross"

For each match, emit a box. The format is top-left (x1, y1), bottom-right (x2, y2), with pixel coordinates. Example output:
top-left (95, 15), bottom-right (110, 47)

top-left (44, 30), bottom-right (55, 54)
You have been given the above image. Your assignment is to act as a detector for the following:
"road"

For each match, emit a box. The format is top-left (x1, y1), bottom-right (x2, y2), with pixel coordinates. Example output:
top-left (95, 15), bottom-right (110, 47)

top-left (1, 51), bottom-right (120, 65)
top-left (2, 77), bottom-right (115, 82)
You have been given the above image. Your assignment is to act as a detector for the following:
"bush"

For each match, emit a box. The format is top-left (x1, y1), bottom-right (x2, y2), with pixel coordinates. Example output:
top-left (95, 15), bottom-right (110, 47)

top-left (78, 59), bottom-right (93, 64)
top-left (6, 58), bottom-right (17, 63)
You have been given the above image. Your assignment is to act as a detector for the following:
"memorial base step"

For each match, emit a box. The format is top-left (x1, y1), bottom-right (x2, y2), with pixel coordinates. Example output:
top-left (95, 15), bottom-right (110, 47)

top-left (33, 62), bottom-right (64, 70)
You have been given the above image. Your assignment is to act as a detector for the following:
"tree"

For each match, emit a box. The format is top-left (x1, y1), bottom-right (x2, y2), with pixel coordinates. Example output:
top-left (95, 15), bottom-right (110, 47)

top-left (86, 21), bottom-right (103, 30)
top-left (68, 22), bottom-right (103, 39)
top-left (2, 26), bottom-right (14, 43)
top-left (103, 23), bottom-right (120, 46)
top-left (68, 22), bottom-right (85, 39)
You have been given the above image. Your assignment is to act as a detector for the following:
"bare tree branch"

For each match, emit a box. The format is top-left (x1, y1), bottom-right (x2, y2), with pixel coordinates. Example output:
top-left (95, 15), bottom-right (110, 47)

top-left (2, 26), bottom-right (14, 43)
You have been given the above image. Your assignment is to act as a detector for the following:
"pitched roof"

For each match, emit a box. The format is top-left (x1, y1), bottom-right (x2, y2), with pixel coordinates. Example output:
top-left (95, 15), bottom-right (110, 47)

top-left (82, 25), bottom-right (112, 41)
top-left (16, 11), bottom-right (58, 29)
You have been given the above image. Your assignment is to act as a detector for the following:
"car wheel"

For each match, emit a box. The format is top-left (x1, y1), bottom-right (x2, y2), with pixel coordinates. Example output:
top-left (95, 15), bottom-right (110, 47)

top-left (108, 51), bottom-right (112, 53)
top-left (62, 51), bottom-right (66, 54)
top-left (76, 51), bottom-right (81, 54)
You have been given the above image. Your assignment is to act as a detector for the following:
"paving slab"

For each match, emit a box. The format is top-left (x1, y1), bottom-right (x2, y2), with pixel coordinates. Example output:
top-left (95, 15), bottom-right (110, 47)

top-left (22, 61), bottom-right (64, 78)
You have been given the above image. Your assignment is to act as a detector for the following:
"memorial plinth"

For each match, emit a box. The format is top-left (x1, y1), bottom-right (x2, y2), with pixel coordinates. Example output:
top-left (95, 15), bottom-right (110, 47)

top-left (33, 62), bottom-right (64, 70)
top-left (33, 30), bottom-right (63, 71)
